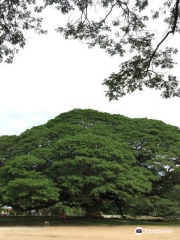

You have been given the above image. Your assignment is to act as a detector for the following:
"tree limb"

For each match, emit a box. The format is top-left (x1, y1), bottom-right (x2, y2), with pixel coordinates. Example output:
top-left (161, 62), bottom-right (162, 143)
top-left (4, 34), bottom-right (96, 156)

top-left (144, 0), bottom-right (180, 76)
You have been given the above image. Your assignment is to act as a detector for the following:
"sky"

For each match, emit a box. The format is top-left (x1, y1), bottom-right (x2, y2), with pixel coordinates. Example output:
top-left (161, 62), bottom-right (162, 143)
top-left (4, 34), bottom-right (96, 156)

top-left (1, 4), bottom-right (180, 136)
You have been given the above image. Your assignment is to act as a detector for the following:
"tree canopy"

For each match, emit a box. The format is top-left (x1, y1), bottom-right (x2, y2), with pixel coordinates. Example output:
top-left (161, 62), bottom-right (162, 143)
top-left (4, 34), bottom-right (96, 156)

top-left (0, 109), bottom-right (180, 218)
top-left (1, 0), bottom-right (180, 98)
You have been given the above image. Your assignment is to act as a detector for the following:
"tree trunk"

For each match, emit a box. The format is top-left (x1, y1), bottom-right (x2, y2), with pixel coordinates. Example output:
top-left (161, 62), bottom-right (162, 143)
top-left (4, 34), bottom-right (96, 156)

top-left (85, 200), bottom-right (102, 217)
top-left (115, 199), bottom-right (126, 219)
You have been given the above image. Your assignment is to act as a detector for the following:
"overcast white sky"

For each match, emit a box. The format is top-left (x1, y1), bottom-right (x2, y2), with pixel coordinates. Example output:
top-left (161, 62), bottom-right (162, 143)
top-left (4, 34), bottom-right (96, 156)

top-left (1, 5), bottom-right (180, 136)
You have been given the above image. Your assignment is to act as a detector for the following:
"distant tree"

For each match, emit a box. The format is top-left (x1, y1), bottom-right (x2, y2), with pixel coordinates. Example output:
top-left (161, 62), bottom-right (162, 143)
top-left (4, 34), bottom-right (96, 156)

top-left (1, 1), bottom-right (180, 98)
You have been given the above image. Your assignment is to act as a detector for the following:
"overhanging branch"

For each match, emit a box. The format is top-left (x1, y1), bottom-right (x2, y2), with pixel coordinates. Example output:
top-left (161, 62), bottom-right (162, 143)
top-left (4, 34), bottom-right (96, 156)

top-left (144, 0), bottom-right (180, 76)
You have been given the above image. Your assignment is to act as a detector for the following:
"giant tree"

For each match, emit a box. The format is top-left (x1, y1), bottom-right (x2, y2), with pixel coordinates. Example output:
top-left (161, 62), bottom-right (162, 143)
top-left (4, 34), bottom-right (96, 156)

top-left (1, 109), bottom-right (180, 217)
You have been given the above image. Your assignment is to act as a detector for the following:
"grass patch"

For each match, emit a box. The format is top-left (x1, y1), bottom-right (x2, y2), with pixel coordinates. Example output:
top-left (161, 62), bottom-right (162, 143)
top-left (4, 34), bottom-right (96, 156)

top-left (0, 216), bottom-right (180, 227)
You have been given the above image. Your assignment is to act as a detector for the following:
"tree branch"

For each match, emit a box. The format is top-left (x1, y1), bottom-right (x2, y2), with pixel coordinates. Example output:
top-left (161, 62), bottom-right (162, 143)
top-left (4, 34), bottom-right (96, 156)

top-left (98, 2), bottom-right (118, 28)
top-left (144, 0), bottom-right (180, 76)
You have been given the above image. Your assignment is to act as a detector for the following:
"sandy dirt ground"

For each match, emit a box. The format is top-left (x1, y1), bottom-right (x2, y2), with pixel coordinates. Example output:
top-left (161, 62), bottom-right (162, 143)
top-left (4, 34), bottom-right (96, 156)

top-left (0, 226), bottom-right (179, 240)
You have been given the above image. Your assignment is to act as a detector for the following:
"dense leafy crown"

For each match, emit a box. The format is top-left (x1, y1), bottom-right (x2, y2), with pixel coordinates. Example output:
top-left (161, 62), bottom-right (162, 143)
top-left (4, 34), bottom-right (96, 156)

top-left (0, 109), bottom-right (180, 218)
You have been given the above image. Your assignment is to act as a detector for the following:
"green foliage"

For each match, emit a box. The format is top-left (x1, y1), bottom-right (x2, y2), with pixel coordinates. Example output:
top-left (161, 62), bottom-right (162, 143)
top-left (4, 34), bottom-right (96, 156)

top-left (129, 195), bottom-right (180, 219)
top-left (0, 109), bottom-right (180, 217)
top-left (54, 0), bottom-right (180, 98)
top-left (0, 0), bottom-right (46, 63)
top-left (0, 135), bottom-right (17, 166)
top-left (1, 1), bottom-right (180, 97)
top-left (49, 133), bottom-right (154, 212)
top-left (0, 155), bottom-right (59, 210)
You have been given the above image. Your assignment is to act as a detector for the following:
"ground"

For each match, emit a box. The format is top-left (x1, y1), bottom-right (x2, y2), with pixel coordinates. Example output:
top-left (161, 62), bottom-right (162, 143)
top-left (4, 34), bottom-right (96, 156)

top-left (0, 226), bottom-right (179, 240)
